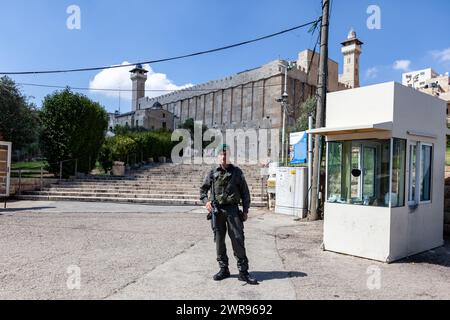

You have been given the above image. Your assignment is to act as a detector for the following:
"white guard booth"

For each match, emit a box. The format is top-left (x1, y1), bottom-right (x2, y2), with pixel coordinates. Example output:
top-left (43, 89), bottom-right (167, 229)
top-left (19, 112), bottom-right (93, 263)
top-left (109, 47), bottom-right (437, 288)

top-left (309, 82), bottom-right (447, 263)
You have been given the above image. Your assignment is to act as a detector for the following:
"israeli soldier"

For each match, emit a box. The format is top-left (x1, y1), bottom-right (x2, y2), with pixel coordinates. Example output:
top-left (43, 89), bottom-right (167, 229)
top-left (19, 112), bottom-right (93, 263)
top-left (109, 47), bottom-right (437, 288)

top-left (200, 144), bottom-right (258, 285)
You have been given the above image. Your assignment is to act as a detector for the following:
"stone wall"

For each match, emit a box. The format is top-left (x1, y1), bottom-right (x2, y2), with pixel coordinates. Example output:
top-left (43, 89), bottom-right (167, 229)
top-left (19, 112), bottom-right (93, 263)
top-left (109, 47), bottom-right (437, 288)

top-left (10, 178), bottom-right (58, 196)
top-left (138, 59), bottom-right (318, 130)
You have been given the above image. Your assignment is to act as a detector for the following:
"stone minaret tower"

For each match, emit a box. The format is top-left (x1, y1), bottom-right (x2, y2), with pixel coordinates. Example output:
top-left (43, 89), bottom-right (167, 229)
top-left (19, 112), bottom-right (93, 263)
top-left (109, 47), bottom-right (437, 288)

top-left (339, 29), bottom-right (363, 88)
top-left (130, 64), bottom-right (148, 111)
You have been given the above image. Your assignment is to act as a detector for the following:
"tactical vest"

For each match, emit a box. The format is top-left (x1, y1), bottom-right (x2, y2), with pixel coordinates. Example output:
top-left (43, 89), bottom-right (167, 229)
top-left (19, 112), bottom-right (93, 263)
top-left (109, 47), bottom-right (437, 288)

top-left (212, 167), bottom-right (241, 206)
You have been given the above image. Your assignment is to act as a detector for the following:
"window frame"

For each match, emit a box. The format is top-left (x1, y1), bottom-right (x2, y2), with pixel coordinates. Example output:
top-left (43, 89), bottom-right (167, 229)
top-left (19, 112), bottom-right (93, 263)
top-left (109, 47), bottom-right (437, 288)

top-left (408, 141), bottom-right (433, 205)
top-left (419, 142), bottom-right (433, 204)
top-left (325, 139), bottom-right (393, 207)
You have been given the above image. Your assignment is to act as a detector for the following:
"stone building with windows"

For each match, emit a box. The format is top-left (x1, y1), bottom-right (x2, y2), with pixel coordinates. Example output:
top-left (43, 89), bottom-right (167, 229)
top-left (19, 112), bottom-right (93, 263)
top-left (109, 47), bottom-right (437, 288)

top-left (402, 68), bottom-right (450, 120)
top-left (110, 99), bottom-right (175, 131)
top-left (120, 30), bottom-right (362, 131)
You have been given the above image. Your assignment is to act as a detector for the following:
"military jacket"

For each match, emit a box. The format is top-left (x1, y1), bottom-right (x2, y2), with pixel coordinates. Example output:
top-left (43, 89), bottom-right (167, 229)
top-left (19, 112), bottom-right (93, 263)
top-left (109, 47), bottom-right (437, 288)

top-left (200, 164), bottom-right (251, 213)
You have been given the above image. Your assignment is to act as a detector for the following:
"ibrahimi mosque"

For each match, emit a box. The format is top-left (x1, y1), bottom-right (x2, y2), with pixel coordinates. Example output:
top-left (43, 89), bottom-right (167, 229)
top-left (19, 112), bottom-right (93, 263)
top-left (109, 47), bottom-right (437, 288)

top-left (111, 30), bottom-right (363, 132)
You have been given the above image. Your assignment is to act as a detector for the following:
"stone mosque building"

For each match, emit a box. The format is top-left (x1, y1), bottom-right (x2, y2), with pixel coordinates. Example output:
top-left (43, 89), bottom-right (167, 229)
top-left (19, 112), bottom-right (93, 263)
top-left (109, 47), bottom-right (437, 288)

top-left (113, 30), bottom-right (363, 131)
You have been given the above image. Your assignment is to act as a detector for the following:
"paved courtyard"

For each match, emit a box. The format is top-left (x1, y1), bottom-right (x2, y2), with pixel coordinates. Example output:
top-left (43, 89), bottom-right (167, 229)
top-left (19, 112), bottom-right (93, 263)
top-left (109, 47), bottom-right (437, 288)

top-left (0, 200), bottom-right (449, 300)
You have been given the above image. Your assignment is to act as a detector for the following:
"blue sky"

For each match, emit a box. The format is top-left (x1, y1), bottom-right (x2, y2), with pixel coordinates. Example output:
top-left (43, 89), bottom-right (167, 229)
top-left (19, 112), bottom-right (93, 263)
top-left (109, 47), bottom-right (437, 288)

top-left (0, 0), bottom-right (449, 113)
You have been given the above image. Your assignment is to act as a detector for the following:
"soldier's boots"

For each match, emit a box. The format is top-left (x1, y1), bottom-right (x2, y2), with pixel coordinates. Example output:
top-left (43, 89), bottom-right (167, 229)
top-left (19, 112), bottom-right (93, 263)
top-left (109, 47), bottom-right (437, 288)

top-left (213, 268), bottom-right (231, 281)
top-left (238, 272), bottom-right (259, 285)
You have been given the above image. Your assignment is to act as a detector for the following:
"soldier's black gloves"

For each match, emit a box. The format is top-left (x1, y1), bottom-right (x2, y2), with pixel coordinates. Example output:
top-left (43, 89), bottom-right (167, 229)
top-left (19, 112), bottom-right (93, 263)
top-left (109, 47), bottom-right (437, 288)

top-left (239, 210), bottom-right (248, 222)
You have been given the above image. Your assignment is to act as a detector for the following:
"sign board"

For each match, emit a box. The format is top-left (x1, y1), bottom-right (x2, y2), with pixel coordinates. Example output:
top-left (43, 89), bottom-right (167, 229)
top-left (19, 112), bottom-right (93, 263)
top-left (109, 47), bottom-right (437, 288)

top-left (289, 131), bottom-right (307, 164)
top-left (0, 142), bottom-right (12, 197)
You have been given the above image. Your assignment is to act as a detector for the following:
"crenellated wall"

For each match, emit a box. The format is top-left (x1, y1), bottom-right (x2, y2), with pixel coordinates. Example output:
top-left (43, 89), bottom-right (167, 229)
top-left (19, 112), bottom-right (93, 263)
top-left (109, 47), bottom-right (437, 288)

top-left (136, 51), bottom-right (345, 130)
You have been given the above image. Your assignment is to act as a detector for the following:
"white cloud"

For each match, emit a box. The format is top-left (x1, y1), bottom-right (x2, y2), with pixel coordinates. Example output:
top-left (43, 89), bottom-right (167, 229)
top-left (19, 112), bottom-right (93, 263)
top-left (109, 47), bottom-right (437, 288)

top-left (393, 60), bottom-right (411, 72)
top-left (365, 67), bottom-right (378, 79)
top-left (89, 61), bottom-right (193, 101)
top-left (431, 48), bottom-right (450, 63)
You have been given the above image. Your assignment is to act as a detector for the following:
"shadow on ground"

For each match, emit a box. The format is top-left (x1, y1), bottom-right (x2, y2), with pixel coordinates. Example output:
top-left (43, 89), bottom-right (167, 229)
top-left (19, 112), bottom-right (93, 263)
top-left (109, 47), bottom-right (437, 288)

top-left (0, 206), bottom-right (56, 213)
top-left (230, 271), bottom-right (307, 282)
top-left (398, 239), bottom-right (450, 268)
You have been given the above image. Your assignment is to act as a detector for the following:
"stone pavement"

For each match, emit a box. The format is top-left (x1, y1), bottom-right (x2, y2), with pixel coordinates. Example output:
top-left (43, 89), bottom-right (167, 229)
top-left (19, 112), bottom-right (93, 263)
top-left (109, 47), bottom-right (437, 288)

top-left (108, 210), bottom-right (300, 300)
top-left (1, 200), bottom-right (449, 300)
top-left (0, 201), bottom-right (299, 300)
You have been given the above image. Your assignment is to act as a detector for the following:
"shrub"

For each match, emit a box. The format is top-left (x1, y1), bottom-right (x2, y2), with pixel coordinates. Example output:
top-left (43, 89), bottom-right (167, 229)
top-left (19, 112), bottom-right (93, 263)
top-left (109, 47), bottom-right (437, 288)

top-left (39, 88), bottom-right (108, 177)
top-left (99, 131), bottom-right (176, 172)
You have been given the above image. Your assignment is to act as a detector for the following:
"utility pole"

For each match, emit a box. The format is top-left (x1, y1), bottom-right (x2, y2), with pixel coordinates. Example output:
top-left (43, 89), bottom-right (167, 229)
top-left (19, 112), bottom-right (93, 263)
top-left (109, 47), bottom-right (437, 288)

top-left (309, 0), bottom-right (330, 221)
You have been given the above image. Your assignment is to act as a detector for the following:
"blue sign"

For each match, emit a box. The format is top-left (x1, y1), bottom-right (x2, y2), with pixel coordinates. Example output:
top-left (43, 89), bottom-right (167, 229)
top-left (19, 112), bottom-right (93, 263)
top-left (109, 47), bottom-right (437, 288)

top-left (290, 131), bottom-right (308, 164)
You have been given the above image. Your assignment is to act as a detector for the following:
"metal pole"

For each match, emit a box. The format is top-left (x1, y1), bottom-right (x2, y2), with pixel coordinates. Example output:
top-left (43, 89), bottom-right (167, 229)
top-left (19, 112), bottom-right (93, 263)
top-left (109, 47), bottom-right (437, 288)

top-left (18, 169), bottom-right (22, 195)
top-left (282, 103), bottom-right (286, 166)
top-left (88, 156), bottom-right (91, 173)
top-left (309, 0), bottom-right (330, 221)
top-left (40, 166), bottom-right (43, 191)
top-left (284, 64), bottom-right (289, 166)
top-left (59, 162), bottom-right (62, 181)
top-left (75, 159), bottom-right (78, 177)
top-left (308, 115), bottom-right (313, 211)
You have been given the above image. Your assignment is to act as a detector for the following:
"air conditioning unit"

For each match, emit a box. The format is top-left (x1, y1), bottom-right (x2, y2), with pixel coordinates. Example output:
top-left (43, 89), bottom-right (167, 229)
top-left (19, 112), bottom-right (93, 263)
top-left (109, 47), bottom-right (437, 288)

top-left (275, 167), bottom-right (308, 218)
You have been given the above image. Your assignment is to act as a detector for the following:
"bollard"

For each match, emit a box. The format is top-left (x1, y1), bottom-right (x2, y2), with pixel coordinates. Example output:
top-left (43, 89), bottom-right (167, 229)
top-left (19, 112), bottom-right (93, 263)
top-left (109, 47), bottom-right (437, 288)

top-left (40, 166), bottom-right (43, 191)
top-left (59, 162), bottom-right (63, 181)
top-left (75, 159), bottom-right (78, 177)
top-left (18, 169), bottom-right (22, 195)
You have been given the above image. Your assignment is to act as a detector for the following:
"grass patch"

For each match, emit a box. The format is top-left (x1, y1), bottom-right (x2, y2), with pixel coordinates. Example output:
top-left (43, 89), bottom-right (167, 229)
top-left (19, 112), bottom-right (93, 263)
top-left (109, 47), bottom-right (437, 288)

top-left (12, 161), bottom-right (48, 170)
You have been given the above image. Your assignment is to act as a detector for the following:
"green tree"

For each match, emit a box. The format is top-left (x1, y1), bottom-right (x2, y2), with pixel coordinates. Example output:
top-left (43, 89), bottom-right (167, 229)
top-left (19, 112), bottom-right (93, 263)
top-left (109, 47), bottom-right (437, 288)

top-left (39, 88), bottom-right (108, 177)
top-left (0, 76), bottom-right (40, 152)
top-left (291, 97), bottom-right (317, 132)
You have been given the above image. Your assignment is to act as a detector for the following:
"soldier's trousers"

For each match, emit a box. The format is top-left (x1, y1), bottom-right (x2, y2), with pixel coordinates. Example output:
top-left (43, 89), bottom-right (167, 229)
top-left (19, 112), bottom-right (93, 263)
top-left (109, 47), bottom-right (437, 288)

top-left (213, 205), bottom-right (249, 273)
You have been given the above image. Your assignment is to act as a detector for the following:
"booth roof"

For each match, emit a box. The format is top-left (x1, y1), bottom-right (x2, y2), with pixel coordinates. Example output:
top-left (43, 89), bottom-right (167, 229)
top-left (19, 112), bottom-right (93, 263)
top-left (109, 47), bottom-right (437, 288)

top-left (307, 121), bottom-right (393, 136)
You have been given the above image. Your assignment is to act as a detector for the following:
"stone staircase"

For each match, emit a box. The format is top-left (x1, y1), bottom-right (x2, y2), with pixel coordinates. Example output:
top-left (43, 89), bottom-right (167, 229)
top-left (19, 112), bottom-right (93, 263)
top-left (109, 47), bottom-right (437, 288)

top-left (17, 163), bottom-right (268, 207)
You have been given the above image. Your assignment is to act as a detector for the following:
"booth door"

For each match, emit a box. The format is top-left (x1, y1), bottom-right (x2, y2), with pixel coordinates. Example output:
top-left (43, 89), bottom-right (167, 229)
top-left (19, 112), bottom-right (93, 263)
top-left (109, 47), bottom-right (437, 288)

top-left (406, 140), bottom-right (432, 254)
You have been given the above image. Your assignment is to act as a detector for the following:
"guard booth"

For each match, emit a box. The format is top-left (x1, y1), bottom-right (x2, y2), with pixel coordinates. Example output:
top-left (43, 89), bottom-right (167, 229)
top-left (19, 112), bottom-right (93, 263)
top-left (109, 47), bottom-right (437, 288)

top-left (0, 141), bottom-right (12, 206)
top-left (308, 82), bottom-right (447, 262)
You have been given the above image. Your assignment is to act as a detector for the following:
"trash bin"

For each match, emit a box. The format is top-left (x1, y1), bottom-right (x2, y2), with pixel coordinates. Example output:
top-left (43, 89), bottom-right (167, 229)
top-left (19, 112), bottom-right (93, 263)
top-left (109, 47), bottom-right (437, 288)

top-left (111, 161), bottom-right (125, 176)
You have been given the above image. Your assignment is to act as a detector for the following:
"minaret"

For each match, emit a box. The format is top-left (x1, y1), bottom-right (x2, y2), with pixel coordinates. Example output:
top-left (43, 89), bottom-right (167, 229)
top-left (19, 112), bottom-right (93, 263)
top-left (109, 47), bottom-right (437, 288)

top-left (130, 64), bottom-right (148, 111)
top-left (339, 29), bottom-right (363, 88)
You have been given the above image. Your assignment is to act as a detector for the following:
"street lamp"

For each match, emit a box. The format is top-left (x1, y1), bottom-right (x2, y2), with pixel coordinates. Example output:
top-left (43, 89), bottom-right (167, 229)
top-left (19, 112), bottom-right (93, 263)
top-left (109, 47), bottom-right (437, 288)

top-left (277, 61), bottom-right (297, 166)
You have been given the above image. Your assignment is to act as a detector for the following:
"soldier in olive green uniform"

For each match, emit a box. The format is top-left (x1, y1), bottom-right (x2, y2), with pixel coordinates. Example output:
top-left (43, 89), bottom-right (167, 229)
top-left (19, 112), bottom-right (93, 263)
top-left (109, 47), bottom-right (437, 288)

top-left (200, 144), bottom-right (258, 285)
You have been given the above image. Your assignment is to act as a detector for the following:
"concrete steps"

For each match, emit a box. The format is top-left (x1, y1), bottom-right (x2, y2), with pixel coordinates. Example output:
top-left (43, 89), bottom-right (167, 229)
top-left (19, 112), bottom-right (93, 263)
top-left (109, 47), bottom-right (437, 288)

top-left (17, 163), bottom-right (268, 207)
top-left (39, 188), bottom-right (266, 197)
top-left (24, 190), bottom-right (267, 201)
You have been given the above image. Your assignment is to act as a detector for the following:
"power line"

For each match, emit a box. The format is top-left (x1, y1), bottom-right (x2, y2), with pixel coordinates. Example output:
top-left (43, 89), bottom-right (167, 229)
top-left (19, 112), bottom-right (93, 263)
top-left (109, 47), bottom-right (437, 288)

top-left (0, 19), bottom-right (320, 76)
top-left (16, 79), bottom-right (311, 93)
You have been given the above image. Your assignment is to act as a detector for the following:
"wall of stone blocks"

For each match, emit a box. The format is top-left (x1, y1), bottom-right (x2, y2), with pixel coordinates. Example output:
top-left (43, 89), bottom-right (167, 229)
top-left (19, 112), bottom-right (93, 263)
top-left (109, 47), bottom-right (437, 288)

top-left (157, 73), bottom-right (319, 130)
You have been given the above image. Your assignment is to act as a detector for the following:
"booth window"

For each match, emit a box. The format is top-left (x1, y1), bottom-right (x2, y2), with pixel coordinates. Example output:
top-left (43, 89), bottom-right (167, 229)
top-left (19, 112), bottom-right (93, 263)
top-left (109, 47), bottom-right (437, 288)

top-left (409, 143), bottom-right (433, 203)
top-left (327, 139), bottom-right (406, 207)
top-left (421, 144), bottom-right (432, 202)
